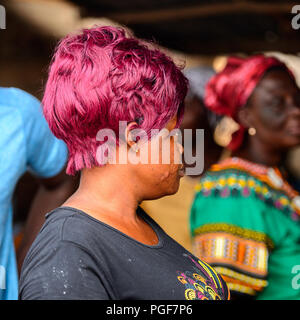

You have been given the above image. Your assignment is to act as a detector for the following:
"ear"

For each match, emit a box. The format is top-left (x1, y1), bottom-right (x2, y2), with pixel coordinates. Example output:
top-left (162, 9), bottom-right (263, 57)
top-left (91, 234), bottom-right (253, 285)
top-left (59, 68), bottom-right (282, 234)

top-left (125, 122), bottom-right (139, 151)
top-left (236, 106), bottom-right (253, 129)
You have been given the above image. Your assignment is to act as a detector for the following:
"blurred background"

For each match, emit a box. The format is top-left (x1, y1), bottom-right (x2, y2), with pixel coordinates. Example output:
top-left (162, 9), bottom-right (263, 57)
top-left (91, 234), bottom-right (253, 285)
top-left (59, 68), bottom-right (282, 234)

top-left (3, 0), bottom-right (300, 102)
top-left (1, 0), bottom-right (300, 246)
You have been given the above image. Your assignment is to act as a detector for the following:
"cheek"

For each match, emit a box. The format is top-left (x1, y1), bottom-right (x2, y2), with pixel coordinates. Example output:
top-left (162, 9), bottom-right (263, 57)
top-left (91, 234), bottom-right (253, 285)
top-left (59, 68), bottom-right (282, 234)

top-left (150, 163), bottom-right (178, 185)
top-left (141, 139), bottom-right (181, 196)
top-left (147, 135), bottom-right (182, 165)
top-left (159, 168), bottom-right (172, 182)
top-left (253, 107), bottom-right (300, 147)
top-left (144, 164), bottom-right (179, 196)
top-left (158, 164), bottom-right (181, 194)
top-left (257, 107), bottom-right (286, 129)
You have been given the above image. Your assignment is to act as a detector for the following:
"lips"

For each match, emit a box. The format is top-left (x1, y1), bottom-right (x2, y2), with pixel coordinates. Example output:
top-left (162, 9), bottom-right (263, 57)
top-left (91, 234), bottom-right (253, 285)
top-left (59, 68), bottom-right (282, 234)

top-left (178, 165), bottom-right (185, 177)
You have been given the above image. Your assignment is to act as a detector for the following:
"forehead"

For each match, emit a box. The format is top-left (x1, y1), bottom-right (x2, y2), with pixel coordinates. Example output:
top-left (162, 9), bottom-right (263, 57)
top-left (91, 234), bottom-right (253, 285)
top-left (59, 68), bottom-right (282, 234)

top-left (256, 68), bottom-right (298, 93)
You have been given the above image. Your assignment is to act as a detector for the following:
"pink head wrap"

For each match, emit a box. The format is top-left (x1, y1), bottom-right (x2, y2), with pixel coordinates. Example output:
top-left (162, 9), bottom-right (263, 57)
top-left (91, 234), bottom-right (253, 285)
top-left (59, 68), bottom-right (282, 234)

top-left (204, 55), bottom-right (294, 150)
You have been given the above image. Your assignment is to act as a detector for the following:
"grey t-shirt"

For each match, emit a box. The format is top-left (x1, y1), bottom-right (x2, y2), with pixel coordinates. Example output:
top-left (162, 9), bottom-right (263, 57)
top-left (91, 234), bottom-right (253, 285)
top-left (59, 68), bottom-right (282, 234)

top-left (19, 206), bottom-right (229, 300)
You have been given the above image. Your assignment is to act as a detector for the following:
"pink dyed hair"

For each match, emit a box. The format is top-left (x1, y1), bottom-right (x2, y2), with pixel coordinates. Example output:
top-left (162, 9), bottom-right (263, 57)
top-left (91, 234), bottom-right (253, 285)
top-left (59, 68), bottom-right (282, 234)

top-left (42, 26), bottom-right (188, 175)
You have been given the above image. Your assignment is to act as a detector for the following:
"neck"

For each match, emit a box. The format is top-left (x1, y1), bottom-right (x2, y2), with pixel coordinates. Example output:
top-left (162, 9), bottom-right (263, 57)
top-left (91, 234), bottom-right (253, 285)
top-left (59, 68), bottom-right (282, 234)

top-left (64, 165), bottom-right (141, 223)
top-left (232, 136), bottom-right (284, 168)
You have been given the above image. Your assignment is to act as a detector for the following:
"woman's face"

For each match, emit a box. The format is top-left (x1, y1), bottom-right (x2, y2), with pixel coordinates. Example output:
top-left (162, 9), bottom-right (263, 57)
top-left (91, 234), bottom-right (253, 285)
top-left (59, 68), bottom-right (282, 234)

top-left (244, 68), bottom-right (300, 150)
top-left (132, 116), bottom-right (185, 200)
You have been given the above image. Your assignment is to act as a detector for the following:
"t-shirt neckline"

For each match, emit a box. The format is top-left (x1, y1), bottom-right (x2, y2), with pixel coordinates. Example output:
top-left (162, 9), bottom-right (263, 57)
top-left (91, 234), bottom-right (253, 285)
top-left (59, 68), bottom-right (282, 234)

top-left (54, 205), bottom-right (165, 249)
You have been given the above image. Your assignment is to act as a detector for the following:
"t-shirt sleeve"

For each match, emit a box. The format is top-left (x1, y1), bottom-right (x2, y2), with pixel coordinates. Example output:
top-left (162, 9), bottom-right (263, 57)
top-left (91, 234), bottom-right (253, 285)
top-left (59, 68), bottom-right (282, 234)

top-left (15, 88), bottom-right (68, 178)
top-left (19, 240), bottom-right (110, 300)
top-left (190, 192), bottom-right (273, 298)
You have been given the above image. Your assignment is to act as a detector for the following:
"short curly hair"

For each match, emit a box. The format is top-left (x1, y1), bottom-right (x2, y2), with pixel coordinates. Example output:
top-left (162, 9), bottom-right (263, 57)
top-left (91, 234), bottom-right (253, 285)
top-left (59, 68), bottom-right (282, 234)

top-left (42, 26), bottom-right (188, 175)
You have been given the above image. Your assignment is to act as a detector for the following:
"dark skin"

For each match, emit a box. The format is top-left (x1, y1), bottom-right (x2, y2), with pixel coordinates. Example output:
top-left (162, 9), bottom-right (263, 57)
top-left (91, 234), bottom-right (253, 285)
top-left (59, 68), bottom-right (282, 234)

top-left (233, 68), bottom-right (300, 167)
top-left (229, 67), bottom-right (300, 300)
top-left (63, 117), bottom-right (184, 246)
top-left (16, 169), bottom-right (78, 273)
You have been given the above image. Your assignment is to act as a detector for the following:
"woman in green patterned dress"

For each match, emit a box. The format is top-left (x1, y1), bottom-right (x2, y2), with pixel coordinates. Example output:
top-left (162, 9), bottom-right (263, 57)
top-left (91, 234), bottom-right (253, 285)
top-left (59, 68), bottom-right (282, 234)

top-left (190, 55), bottom-right (300, 299)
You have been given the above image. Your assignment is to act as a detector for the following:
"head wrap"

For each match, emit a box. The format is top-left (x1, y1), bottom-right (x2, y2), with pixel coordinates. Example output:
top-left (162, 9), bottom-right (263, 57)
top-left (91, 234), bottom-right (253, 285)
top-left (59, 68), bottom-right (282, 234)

top-left (204, 54), bottom-right (294, 150)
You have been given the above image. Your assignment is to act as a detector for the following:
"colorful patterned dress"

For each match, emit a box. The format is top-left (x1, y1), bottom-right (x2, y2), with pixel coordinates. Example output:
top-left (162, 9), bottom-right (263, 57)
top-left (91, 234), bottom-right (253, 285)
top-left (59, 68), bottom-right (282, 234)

top-left (190, 157), bottom-right (300, 299)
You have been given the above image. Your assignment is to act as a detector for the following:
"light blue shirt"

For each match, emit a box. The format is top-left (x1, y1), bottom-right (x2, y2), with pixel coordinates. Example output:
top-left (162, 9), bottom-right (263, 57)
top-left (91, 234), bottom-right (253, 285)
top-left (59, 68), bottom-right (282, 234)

top-left (0, 87), bottom-right (68, 300)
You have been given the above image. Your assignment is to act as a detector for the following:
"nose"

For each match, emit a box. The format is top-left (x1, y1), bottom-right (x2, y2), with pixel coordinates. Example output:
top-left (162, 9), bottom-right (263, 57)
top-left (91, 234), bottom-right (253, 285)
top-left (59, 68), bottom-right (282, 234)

top-left (289, 103), bottom-right (300, 117)
top-left (288, 95), bottom-right (300, 115)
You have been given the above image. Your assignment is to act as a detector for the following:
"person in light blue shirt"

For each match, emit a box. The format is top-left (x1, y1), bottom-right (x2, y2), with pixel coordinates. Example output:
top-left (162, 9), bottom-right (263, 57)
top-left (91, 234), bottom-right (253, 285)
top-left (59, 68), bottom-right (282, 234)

top-left (0, 87), bottom-right (77, 300)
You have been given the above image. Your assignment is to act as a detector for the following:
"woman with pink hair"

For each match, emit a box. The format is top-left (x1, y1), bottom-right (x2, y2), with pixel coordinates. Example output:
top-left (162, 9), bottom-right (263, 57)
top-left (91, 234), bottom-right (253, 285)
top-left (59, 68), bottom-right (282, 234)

top-left (190, 54), bottom-right (300, 299)
top-left (18, 26), bottom-right (229, 300)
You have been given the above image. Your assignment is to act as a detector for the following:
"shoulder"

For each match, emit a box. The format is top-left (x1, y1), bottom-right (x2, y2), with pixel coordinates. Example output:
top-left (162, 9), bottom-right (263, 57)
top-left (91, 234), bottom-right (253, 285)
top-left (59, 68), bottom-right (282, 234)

top-left (42, 207), bottom-right (104, 248)
top-left (194, 167), bottom-right (291, 213)
top-left (19, 209), bottom-right (110, 300)
top-left (24, 208), bottom-right (101, 264)
top-left (0, 87), bottom-right (43, 131)
top-left (192, 168), bottom-right (264, 217)
top-left (0, 87), bottom-right (40, 111)
top-left (21, 208), bottom-right (104, 280)
top-left (196, 167), bottom-right (260, 197)
top-left (190, 165), bottom-right (292, 248)
top-left (190, 168), bottom-right (277, 236)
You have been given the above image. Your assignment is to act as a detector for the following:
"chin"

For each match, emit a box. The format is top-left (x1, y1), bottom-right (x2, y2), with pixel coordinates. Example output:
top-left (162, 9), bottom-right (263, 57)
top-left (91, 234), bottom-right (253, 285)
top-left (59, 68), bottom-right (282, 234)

top-left (147, 180), bottom-right (180, 200)
top-left (165, 179), bottom-right (181, 196)
top-left (283, 137), bottom-right (300, 149)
